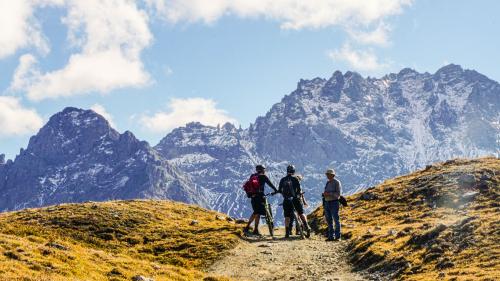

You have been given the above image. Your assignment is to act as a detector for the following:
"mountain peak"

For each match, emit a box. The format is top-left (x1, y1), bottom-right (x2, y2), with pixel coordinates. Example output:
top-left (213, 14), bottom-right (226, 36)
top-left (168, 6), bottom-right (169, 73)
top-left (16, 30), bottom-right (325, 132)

top-left (328, 70), bottom-right (343, 80)
top-left (185, 122), bottom-right (207, 129)
top-left (297, 77), bottom-right (326, 90)
top-left (47, 107), bottom-right (113, 131)
top-left (435, 63), bottom-right (464, 77)
top-left (398, 67), bottom-right (419, 77)
top-left (61, 106), bottom-right (84, 114)
top-left (344, 70), bottom-right (363, 80)
top-left (221, 122), bottom-right (237, 131)
top-left (22, 107), bottom-right (120, 162)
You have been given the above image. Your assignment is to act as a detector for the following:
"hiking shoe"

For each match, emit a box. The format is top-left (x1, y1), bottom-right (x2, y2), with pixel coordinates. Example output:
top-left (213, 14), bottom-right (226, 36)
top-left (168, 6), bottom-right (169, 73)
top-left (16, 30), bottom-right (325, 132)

top-left (305, 228), bottom-right (311, 238)
top-left (252, 231), bottom-right (262, 237)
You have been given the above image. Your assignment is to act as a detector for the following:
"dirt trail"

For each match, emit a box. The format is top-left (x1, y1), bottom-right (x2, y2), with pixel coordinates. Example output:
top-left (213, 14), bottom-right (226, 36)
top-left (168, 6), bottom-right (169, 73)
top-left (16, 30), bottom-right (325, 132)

top-left (208, 228), bottom-right (366, 281)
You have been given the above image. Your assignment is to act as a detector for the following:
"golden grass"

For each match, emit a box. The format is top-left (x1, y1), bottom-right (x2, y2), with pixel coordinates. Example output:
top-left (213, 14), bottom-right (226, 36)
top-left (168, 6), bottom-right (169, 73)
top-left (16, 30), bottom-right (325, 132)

top-left (0, 200), bottom-right (241, 281)
top-left (309, 157), bottom-right (500, 281)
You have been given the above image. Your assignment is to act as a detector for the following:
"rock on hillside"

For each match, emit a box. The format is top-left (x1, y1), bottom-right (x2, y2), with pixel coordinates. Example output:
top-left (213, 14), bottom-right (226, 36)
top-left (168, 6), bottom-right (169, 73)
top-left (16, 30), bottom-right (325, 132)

top-left (308, 157), bottom-right (499, 280)
top-left (0, 107), bottom-right (209, 211)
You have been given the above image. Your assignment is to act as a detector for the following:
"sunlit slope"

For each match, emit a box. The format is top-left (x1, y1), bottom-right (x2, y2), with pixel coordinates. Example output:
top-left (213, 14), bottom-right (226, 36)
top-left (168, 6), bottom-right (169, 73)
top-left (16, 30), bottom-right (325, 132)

top-left (0, 200), bottom-right (241, 281)
top-left (309, 157), bottom-right (499, 280)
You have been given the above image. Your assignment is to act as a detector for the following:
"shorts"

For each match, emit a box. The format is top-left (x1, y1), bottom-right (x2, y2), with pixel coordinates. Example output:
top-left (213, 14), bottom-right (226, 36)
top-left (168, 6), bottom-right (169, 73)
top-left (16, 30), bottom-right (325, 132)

top-left (283, 197), bottom-right (304, 218)
top-left (251, 195), bottom-right (266, 215)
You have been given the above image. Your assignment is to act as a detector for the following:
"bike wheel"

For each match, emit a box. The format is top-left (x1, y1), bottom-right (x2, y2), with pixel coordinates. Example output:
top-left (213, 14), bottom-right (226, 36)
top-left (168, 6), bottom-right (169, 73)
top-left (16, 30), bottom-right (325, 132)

top-left (266, 211), bottom-right (274, 237)
top-left (294, 212), bottom-right (305, 239)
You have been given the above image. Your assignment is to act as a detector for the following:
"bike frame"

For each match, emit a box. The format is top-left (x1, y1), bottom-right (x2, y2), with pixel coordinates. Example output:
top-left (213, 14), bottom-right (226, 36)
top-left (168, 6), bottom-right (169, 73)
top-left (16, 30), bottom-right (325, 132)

top-left (281, 197), bottom-right (307, 239)
top-left (263, 193), bottom-right (275, 237)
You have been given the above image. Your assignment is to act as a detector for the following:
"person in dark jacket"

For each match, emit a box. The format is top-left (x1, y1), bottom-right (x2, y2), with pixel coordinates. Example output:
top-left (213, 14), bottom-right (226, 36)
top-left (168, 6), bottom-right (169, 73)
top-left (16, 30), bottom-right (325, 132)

top-left (278, 165), bottom-right (311, 238)
top-left (288, 175), bottom-right (308, 235)
top-left (244, 165), bottom-right (278, 236)
top-left (323, 168), bottom-right (342, 241)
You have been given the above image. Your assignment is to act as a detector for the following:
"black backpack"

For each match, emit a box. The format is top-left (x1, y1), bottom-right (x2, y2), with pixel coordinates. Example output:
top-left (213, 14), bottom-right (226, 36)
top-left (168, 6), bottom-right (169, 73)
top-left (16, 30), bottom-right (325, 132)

top-left (339, 195), bottom-right (348, 207)
top-left (282, 177), bottom-right (296, 198)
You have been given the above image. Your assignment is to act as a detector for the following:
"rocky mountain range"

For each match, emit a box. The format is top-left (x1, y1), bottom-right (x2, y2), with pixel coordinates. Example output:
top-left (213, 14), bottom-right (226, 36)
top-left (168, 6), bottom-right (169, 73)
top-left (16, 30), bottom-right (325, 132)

top-left (0, 107), bottom-right (209, 211)
top-left (1, 64), bottom-right (498, 219)
top-left (156, 64), bottom-right (499, 218)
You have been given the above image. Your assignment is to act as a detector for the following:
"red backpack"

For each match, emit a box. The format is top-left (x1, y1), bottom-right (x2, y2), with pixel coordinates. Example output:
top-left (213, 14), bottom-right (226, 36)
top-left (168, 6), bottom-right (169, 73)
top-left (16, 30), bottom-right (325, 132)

top-left (243, 174), bottom-right (260, 197)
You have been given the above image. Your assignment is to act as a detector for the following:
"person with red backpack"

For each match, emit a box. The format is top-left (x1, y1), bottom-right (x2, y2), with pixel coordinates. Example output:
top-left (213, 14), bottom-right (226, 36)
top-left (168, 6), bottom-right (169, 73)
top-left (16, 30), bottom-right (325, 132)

top-left (243, 165), bottom-right (278, 236)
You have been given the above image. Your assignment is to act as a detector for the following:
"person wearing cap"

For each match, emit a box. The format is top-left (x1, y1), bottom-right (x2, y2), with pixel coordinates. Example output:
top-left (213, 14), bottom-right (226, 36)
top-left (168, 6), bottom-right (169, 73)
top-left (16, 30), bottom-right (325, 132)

top-left (323, 168), bottom-right (342, 241)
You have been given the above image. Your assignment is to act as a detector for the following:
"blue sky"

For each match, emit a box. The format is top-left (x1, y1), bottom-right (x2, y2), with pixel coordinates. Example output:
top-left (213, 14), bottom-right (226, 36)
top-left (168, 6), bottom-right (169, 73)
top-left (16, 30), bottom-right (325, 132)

top-left (1, 0), bottom-right (499, 160)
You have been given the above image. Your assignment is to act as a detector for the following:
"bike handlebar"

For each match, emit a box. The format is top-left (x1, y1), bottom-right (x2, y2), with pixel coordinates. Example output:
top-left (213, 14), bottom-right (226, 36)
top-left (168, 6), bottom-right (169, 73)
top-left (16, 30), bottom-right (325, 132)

top-left (264, 192), bottom-right (279, 197)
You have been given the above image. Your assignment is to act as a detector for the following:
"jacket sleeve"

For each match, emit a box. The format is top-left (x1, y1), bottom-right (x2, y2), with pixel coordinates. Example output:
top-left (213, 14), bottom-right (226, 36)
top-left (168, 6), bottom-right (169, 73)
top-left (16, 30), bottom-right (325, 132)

top-left (332, 180), bottom-right (341, 199)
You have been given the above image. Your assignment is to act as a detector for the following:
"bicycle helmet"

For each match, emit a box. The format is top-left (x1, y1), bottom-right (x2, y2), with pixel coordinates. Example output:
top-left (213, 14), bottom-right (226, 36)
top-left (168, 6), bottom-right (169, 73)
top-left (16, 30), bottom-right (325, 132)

top-left (256, 165), bottom-right (266, 173)
top-left (286, 165), bottom-right (295, 174)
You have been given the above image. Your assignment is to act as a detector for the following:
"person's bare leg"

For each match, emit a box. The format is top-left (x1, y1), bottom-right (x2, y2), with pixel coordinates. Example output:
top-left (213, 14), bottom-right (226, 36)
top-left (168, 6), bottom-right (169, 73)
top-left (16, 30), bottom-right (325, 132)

top-left (245, 214), bottom-right (256, 230)
top-left (254, 216), bottom-right (260, 233)
top-left (299, 214), bottom-right (310, 229)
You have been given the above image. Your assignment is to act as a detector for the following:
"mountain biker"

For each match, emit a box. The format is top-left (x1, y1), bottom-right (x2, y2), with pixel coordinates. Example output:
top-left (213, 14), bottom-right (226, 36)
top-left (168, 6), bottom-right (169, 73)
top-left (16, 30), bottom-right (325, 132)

top-left (323, 169), bottom-right (342, 241)
top-left (278, 165), bottom-right (311, 238)
top-left (244, 165), bottom-right (278, 236)
top-left (288, 175), bottom-right (308, 235)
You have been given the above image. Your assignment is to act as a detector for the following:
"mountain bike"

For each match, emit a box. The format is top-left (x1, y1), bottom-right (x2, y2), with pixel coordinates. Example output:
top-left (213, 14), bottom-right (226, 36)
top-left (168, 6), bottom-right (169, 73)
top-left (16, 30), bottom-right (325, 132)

top-left (288, 212), bottom-right (302, 235)
top-left (282, 195), bottom-right (310, 239)
top-left (263, 193), bottom-right (275, 237)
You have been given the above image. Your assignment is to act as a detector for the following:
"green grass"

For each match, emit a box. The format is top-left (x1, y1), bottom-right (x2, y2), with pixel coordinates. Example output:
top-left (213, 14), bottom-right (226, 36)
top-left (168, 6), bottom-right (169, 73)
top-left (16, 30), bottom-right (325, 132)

top-left (0, 200), bottom-right (241, 280)
top-left (309, 157), bottom-right (500, 281)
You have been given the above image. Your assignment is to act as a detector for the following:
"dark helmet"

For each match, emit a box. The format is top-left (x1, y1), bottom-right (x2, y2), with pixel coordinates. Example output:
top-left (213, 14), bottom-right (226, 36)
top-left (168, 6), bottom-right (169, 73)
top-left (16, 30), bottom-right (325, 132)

top-left (256, 165), bottom-right (266, 173)
top-left (286, 165), bottom-right (295, 174)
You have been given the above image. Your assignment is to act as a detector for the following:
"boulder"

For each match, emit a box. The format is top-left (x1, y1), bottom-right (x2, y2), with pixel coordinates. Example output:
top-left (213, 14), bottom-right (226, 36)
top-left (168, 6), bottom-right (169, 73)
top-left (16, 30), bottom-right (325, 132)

top-left (360, 192), bottom-right (378, 201)
top-left (457, 174), bottom-right (476, 189)
top-left (235, 219), bottom-right (248, 224)
top-left (45, 242), bottom-right (69, 251)
top-left (407, 224), bottom-right (447, 247)
top-left (132, 275), bottom-right (154, 281)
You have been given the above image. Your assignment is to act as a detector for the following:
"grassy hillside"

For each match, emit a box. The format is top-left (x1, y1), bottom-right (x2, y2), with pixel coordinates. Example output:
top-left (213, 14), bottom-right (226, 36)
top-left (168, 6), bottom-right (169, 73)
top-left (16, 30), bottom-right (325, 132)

top-left (0, 200), bottom-right (242, 281)
top-left (309, 157), bottom-right (499, 281)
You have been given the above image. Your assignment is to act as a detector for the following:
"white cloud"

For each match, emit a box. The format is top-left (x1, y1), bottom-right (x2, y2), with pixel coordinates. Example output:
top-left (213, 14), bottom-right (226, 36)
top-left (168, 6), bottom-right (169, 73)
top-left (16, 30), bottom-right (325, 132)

top-left (0, 96), bottom-right (43, 137)
top-left (3, 0), bottom-right (412, 101)
top-left (0, 0), bottom-right (52, 59)
top-left (146, 0), bottom-right (413, 49)
top-left (90, 103), bottom-right (116, 128)
top-left (347, 22), bottom-right (392, 46)
top-left (327, 43), bottom-right (389, 72)
top-left (8, 0), bottom-right (152, 101)
top-left (147, 0), bottom-right (412, 30)
top-left (9, 54), bottom-right (40, 93)
top-left (139, 98), bottom-right (237, 133)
